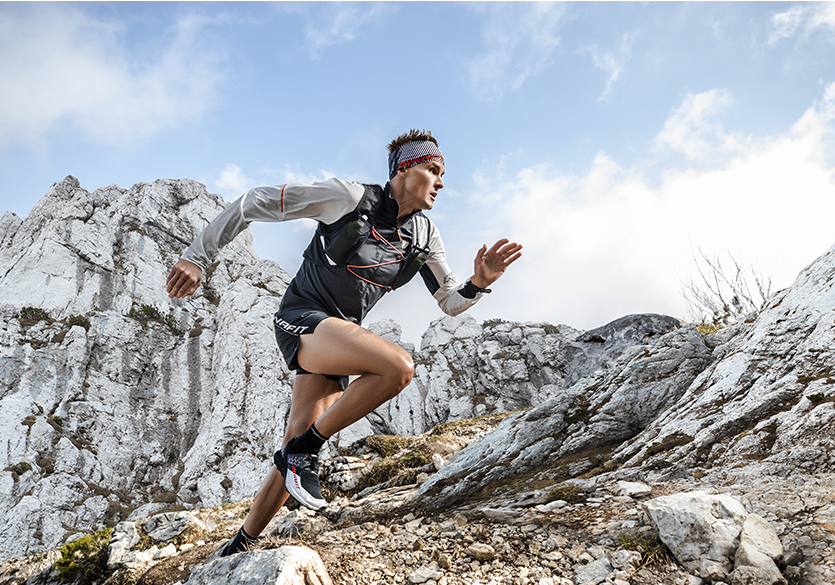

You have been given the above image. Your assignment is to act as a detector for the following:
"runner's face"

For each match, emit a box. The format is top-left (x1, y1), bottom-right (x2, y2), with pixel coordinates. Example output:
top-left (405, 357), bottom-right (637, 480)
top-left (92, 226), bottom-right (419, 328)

top-left (398, 160), bottom-right (445, 215)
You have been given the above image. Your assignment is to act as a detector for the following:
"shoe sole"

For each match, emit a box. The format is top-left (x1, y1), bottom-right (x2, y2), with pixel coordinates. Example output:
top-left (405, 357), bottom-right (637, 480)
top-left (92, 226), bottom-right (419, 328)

top-left (286, 465), bottom-right (328, 511)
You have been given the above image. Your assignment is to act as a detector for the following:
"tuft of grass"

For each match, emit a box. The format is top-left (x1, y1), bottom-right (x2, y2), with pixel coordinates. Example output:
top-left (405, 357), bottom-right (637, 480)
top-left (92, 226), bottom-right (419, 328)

top-left (547, 484), bottom-right (586, 504)
top-left (20, 306), bottom-right (51, 322)
top-left (128, 304), bottom-right (164, 321)
top-left (807, 393), bottom-right (835, 405)
top-left (5, 461), bottom-right (33, 479)
top-left (352, 448), bottom-right (430, 494)
top-left (66, 315), bottom-right (92, 331)
top-left (37, 457), bottom-right (55, 475)
top-left (362, 435), bottom-right (416, 459)
top-left (696, 321), bottom-right (724, 335)
top-left (128, 304), bottom-right (183, 335)
top-left (55, 528), bottom-right (112, 583)
top-left (617, 531), bottom-right (676, 569)
top-left (428, 410), bottom-right (520, 438)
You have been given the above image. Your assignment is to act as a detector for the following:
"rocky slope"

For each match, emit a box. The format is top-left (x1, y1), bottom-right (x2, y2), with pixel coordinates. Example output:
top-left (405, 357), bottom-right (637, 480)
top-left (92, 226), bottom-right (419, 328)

top-left (417, 239), bottom-right (835, 506)
top-left (1, 176), bottom-right (834, 585)
top-left (0, 177), bottom-right (681, 562)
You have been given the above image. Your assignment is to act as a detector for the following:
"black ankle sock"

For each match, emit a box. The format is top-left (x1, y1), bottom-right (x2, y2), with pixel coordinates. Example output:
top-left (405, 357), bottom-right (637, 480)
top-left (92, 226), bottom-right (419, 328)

top-left (290, 423), bottom-right (329, 454)
top-left (220, 525), bottom-right (258, 557)
top-left (240, 526), bottom-right (256, 541)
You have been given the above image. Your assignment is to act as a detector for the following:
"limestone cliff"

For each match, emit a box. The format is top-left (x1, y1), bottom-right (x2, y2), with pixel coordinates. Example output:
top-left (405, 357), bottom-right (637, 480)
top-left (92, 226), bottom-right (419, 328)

top-left (0, 177), bottom-right (294, 560)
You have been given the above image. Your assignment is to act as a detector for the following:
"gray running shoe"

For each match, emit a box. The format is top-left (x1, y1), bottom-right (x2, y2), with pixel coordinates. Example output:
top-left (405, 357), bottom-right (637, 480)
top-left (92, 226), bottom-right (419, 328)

top-left (281, 443), bottom-right (328, 511)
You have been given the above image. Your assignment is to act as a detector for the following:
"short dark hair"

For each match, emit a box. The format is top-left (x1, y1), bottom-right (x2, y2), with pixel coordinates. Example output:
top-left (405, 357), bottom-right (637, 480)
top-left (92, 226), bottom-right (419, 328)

top-left (387, 129), bottom-right (438, 154)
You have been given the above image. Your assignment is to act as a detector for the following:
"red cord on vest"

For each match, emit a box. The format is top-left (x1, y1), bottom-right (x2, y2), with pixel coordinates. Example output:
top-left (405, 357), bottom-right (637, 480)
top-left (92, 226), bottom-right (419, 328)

top-left (347, 229), bottom-right (405, 290)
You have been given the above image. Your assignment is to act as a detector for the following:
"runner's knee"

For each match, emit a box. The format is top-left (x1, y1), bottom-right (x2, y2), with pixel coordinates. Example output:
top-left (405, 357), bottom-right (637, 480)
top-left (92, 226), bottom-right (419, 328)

top-left (384, 350), bottom-right (414, 395)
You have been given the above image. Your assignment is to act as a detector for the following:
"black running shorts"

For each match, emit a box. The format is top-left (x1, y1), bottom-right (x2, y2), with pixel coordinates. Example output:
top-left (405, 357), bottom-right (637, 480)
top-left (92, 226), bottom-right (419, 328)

top-left (273, 308), bottom-right (349, 391)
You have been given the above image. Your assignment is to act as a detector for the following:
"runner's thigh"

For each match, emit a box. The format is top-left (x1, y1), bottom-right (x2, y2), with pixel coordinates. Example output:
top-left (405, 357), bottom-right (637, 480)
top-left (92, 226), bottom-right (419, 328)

top-left (297, 318), bottom-right (412, 378)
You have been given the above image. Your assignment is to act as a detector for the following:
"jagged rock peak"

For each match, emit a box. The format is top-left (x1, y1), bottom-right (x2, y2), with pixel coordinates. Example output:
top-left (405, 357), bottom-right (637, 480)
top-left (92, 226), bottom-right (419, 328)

top-left (0, 176), bottom-right (260, 318)
top-left (0, 177), bottom-right (294, 561)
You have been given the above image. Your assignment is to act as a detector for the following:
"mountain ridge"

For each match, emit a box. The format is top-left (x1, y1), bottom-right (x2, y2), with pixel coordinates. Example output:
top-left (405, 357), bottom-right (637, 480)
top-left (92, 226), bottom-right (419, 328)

top-left (0, 177), bottom-right (833, 585)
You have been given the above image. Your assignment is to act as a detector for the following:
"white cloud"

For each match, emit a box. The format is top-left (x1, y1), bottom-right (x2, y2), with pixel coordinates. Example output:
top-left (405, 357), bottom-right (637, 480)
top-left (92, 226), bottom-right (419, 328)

top-left (0, 5), bottom-right (225, 148)
top-left (768, 3), bottom-right (835, 46)
top-left (292, 3), bottom-right (388, 60)
top-left (653, 89), bottom-right (740, 160)
top-left (468, 3), bottom-right (565, 100)
top-left (215, 164), bottom-right (257, 199)
top-left (584, 33), bottom-right (634, 102)
top-left (471, 83), bottom-right (835, 330)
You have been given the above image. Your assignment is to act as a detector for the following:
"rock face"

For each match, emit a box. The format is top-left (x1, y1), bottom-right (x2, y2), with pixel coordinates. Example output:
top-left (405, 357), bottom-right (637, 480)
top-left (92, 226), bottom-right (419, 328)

top-left (417, 242), bottom-right (835, 508)
top-left (0, 177), bottom-right (294, 560)
top-left (0, 177), bottom-right (684, 561)
top-left (610, 243), bottom-right (835, 475)
top-left (415, 321), bottom-right (715, 504)
top-left (355, 312), bottom-right (681, 442)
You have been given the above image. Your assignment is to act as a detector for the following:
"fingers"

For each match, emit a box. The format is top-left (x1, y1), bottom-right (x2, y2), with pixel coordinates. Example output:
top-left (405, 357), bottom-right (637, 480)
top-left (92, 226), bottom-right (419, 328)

top-left (487, 240), bottom-right (523, 266)
top-left (166, 260), bottom-right (202, 298)
top-left (487, 238), bottom-right (509, 255)
top-left (472, 238), bottom-right (522, 289)
top-left (476, 244), bottom-right (487, 261)
top-left (504, 250), bottom-right (523, 266)
top-left (167, 269), bottom-right (190, 298)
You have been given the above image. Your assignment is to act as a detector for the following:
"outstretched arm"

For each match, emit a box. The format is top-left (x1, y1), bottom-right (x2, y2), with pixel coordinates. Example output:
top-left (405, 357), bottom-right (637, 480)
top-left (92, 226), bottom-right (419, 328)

top-left (167, 178), bottom-right (365, 299)
top-left (167, 259), bottom-right (203, 298)
top-left (471, 239), bottom-right (523, 289)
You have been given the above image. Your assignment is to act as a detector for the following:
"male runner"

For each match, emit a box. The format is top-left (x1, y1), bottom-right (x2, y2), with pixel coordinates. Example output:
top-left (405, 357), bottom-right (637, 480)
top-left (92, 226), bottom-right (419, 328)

top-left (166, 130), bottom-right (522, 555)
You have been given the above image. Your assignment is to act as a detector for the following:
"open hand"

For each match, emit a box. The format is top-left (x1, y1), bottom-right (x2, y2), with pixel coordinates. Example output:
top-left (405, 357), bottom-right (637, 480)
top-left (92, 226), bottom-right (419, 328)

top-left (472, 239), bottom-right (523, 289)
top-left (167, 259), bottom-right (203, 298)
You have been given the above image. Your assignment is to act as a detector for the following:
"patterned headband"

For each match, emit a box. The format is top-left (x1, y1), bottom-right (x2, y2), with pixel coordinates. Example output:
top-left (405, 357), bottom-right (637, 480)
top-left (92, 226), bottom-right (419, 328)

top-left (388, 141), bottom-right (444, 179)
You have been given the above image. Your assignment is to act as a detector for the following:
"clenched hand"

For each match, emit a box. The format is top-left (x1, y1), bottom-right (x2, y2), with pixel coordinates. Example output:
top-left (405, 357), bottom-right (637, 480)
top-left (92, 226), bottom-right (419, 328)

top-left (167, 259), bottom-right (203, 298)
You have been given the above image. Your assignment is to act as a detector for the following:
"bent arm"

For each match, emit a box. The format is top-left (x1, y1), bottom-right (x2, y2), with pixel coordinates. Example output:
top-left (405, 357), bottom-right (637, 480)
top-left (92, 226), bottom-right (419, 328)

top-left (419, 223), bottom-right (522, 316)
top-left (418, 223), bottom-right (486, 317)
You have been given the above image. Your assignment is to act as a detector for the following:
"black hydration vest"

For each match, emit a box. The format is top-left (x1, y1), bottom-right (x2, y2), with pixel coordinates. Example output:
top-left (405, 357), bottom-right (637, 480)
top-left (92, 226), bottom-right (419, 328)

top-left (291, 184), bottom-right (430, 324)
top-left (302, 183), bottom-right (430, 291)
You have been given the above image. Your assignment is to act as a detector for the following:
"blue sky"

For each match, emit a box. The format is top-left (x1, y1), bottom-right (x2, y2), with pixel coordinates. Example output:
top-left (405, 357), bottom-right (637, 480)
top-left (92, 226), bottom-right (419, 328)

top-left (3, 2), bottom-right (835, 344)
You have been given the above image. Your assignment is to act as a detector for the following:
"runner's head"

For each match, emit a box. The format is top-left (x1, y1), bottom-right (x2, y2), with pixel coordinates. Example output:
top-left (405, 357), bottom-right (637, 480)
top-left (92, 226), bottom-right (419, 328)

top-left (387, 130), bottom-right (443, 179)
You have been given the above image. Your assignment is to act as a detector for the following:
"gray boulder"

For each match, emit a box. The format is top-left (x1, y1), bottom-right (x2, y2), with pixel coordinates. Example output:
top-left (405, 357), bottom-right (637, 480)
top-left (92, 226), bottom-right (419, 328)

top-left (644, 491), bottom-right (748, 577)
top-left (142, 511), bottom-right (205, 542)
top-left (184, 546), bottom-right (332, 585)
top-left (732, 514), bottom-right (786, 585)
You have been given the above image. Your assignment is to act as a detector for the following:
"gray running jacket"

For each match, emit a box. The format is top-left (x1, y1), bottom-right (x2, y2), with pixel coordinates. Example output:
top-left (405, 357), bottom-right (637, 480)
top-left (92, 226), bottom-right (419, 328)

top-left (182, 178), bottom-right (486, 325)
